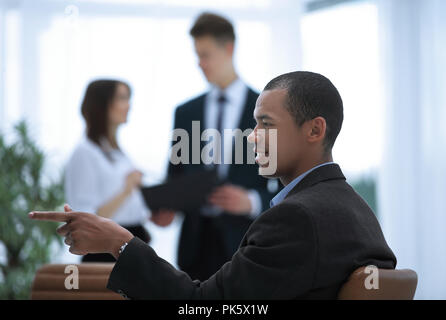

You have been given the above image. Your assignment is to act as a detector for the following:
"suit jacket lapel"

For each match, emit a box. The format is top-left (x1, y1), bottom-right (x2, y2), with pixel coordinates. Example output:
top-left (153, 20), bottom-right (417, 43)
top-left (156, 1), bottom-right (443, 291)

top-left (195, 95), bottom-right (206, 153)
top-left (236, 88), bottom-right (257, 131)
top-left (285, 164), bottom-right (346, 199)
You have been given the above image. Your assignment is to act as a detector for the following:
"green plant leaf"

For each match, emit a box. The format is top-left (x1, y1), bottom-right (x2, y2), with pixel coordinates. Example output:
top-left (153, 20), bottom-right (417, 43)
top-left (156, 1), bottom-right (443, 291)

top-left (0, 120), bottom-right (65, 299)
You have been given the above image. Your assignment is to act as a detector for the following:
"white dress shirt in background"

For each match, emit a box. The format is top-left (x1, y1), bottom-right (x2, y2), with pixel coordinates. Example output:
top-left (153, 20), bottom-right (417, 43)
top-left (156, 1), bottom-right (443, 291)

top-left (64, 137), bottom-right (150, 226)
top-left (203, 78), bottom-right (262, 217)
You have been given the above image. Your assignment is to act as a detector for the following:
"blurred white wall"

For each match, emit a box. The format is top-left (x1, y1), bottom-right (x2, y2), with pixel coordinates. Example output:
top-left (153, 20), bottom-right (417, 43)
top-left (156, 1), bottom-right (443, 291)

top-left (0, 0), bottom-right (302, 180)
top-left (377, 0), bottom-right (446, 299)
top-left (301, 1), bottom-right (383, 179)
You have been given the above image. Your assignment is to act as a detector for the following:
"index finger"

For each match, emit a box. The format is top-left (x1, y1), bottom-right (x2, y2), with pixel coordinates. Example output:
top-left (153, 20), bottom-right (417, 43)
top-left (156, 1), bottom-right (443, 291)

top-left (210, 188), bottom-right (229, 196)
top-left (29, 211), bottom-right (73, 222)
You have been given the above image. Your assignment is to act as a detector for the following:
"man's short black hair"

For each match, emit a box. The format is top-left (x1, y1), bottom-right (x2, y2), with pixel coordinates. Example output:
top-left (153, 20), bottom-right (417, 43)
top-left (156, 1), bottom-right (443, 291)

top-left (264, 71), bottom-right (344, 152)
top-left (190, 12), bottom-right (235, 44)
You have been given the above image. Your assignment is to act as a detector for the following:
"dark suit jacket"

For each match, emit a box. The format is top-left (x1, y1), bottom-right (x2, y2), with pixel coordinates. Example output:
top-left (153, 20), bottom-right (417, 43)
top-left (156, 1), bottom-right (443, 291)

top-left (107, 164), bottom-right (397, 299)
top-left (166, 87), bottom-right (279, 272)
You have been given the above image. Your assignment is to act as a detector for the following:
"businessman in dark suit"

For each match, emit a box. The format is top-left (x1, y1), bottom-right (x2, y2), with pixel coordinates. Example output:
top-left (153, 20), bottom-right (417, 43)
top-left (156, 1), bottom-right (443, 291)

top-left (150, 12), bottom-right (279, 281)
top-left (30, 71), bottom-right (397, 299)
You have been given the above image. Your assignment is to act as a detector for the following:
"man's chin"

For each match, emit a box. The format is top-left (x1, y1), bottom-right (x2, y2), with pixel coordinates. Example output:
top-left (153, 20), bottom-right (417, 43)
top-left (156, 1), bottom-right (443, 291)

top-left (258, 164), bottom-right (278, 177)
top-left (204, 73), bottom-right (214, 84)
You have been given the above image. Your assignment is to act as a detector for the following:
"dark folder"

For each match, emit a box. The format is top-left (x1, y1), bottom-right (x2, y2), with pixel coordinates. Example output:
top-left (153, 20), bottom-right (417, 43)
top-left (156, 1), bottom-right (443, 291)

top-left (140, 169), bottom-right (221, 212)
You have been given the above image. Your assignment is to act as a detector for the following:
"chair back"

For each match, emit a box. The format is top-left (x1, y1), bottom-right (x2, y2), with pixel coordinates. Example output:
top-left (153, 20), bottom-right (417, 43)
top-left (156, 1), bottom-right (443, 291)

top-left (338, 266), bottom-right (418, 300)
top-left (31, 263), bottom-right (124, 300)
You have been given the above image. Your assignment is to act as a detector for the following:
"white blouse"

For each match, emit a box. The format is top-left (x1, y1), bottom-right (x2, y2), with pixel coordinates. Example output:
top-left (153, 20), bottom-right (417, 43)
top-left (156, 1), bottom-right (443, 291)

top-left (64, 137), bottom-right (150, 226)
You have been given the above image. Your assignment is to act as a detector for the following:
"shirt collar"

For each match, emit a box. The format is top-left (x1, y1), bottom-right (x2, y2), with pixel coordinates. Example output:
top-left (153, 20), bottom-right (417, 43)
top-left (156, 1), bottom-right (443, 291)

top-left (209, 77), bottom-right (245, 106)
top-left (270, 162), bottom-right (336, 208)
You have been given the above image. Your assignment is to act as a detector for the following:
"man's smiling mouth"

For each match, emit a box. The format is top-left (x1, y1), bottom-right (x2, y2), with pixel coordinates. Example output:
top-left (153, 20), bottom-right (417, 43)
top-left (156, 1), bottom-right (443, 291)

top-left (255, 149), bottom-right (270, 167)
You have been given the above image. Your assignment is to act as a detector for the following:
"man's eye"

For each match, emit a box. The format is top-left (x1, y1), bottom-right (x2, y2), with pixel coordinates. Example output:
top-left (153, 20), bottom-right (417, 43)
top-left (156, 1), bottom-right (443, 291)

top-left (262, 122), bottom-right (271, 127)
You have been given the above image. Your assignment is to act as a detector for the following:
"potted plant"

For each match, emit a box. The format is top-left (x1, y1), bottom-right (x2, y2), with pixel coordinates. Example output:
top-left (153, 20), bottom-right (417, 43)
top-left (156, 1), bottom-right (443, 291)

top-left (0, 121), bottom-right (65, 299)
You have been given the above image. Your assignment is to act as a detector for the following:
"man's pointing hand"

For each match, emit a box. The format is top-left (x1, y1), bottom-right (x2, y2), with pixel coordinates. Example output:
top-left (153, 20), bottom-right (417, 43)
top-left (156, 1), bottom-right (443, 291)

top-left (29, 204), bottom-right (134, 259)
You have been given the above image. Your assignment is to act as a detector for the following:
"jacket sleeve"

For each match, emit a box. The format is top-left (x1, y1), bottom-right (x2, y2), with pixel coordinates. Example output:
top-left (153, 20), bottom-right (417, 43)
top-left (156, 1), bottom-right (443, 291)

top-left (106, 203), bottom-right (318, 299)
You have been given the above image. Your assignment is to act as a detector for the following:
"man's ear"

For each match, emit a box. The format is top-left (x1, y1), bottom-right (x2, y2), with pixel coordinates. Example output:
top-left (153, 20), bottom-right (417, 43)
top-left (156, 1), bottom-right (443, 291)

top-left (307, 117), bottom-right (327, 143)
top-left (225, 41), bottom-right (235, 56)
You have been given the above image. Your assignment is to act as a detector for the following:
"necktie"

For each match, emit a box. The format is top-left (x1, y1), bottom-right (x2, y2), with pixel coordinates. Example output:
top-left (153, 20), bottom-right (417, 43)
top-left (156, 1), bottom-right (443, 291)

top-left (215, 93), bottom-right (227, 164)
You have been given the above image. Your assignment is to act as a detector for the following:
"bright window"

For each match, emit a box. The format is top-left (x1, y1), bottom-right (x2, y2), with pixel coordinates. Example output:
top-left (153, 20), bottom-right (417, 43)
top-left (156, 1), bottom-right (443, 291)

top-left (301, 1), bottom-right (382, 178)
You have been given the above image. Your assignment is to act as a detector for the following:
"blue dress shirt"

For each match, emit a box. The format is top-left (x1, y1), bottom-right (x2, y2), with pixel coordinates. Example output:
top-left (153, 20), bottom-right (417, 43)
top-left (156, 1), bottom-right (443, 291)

top-left (270, 162), bottom-right (335, 208)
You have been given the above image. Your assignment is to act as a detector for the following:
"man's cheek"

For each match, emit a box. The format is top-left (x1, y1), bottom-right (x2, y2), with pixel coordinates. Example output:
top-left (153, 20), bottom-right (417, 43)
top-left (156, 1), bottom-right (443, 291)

top-left (259, 129), bottom-right (278, 175)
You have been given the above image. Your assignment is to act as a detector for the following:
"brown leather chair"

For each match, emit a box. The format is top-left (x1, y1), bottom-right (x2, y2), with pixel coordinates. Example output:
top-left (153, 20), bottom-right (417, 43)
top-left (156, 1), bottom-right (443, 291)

top-left (338, 266), bottom-right (418, 300)
top-left (31, 263), bottom-right (125, 300)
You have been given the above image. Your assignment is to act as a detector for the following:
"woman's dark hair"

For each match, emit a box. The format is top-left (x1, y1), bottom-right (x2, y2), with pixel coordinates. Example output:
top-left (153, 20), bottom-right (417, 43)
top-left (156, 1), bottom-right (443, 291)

top-left (81, 79), bottom-right (131, 150)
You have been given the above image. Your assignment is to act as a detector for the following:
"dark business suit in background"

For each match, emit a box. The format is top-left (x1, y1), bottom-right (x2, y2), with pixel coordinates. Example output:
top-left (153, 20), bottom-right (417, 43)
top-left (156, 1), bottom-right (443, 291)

top-left (166, 86), bottom-right (278, 281)
top-left (107, 163), bottom-right (397, 299)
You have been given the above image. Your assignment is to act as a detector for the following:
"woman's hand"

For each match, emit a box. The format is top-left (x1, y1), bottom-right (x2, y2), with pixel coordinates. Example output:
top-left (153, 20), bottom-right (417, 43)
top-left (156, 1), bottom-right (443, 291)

top-left (150, 209), bottom-right (176, 227)
top-left (207, 184), bottom-right (252, 214)
top-left (124, 170), bottom-right (143, 194)
top-left (96, 170), bottom-right (143, 218)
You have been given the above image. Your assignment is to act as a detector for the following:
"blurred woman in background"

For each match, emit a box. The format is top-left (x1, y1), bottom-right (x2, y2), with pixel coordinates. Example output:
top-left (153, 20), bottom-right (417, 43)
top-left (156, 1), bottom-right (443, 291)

top-left (65, 79), bottom-right (151, 262)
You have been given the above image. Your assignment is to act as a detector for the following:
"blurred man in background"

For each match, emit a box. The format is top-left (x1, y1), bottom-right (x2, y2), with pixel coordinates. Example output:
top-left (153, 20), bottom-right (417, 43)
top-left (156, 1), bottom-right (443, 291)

top-left (151, 12), bottom-right (278, 281)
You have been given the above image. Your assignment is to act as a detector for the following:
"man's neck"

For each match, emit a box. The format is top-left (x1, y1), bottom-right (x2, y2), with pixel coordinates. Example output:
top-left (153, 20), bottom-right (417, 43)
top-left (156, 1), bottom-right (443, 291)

top-left (280, 153), bottom-right (334, 186)
top-left (215, 69), bottom-right (238, 90)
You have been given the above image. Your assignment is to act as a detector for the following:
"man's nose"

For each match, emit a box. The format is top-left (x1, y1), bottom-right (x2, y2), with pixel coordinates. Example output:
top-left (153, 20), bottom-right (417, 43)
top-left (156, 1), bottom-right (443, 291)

top-left (247, 128), bottom-right (256, 144)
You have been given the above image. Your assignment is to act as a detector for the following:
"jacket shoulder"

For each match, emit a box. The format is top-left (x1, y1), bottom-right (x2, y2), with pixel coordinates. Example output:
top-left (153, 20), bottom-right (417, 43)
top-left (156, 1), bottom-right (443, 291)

top-left (175, 93), bottom-right (207, 114)
top-left (246, 86), bottom-right (260, 98)
top-left (246, 87), bottom-right (259, 106)
top-left (247, 200), bottom-right (315, 243)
